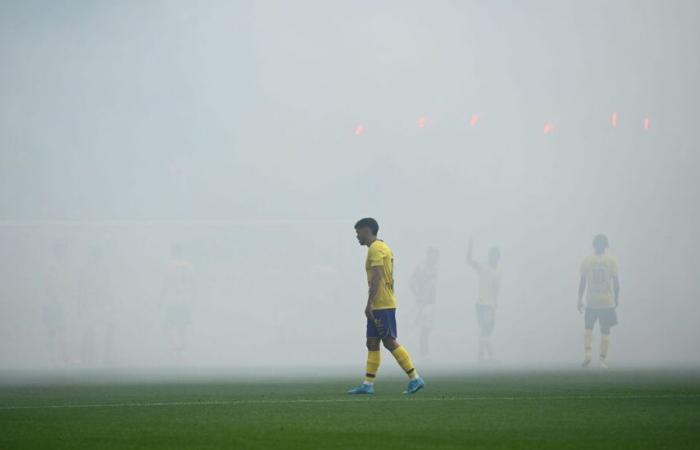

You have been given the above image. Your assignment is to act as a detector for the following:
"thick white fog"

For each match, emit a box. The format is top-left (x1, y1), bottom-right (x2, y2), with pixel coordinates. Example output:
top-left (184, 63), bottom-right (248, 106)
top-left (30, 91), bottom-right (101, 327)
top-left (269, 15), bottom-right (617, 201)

top-left (1, 0), bottom-right (699, 372)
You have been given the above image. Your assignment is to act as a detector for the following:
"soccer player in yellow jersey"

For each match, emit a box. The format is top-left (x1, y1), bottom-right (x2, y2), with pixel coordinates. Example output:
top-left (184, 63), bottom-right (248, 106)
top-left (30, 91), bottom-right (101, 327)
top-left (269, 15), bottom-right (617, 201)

top-left (348, 218), bottom-right (425, 395)
top-left (578, 234), bottom-right (620, 369)
top-left (467, 237), bottom-right (501, 363)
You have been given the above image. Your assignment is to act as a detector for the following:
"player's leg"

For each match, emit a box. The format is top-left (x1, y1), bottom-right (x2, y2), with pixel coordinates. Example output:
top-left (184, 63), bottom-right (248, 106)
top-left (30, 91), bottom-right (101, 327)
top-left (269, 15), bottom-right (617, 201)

top-left (382, 336), bottom-right (424, 394)
top-left (419, 327), bottom-right (429, 357)
top-left (582, 308), bottom-right (596, 367)
top-left (382, 335), bottom-right (415, 376)
top-left (347, 319), bottom-right (381, 394)
top-left (599, 326), bottom-right (610, 369)
top-left (482, 307), bottom-right (496, 361)
top-left (419, 305), bottom-right (434, 358)
top-left (174, 325), bottom-right (187, 363)
top-left (377, 309), bottom-right (424, 394)
top-left (476, 305), bottom-right (489, 362)
top-left (365, 337), bottom-right (381, 383)
top-left (377, 309), bottom-right (417, 379)
top-left (598, 308), bottom-right (617, 368)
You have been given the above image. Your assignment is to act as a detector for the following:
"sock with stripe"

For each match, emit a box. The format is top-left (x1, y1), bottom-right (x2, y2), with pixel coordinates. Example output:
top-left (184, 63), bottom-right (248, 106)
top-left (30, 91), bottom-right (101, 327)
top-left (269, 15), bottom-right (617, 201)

top-left (363, 350), bottom-right (380, 385)
top-left (391, 345), bottom-right (418, 380)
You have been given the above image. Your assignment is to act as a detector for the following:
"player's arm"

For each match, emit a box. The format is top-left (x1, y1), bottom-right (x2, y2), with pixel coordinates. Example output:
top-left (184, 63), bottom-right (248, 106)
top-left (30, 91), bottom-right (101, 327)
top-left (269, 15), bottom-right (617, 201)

top-left (466, 237), bottom-right (479, 270)
top-left (366, 266), bottom-right (383, 319)
top-left (494, 278), bottom-right (501, 309)
top-left (612, 258), bottom-right (620, 308)
top-left (577, 276), bottom-right (586, 313)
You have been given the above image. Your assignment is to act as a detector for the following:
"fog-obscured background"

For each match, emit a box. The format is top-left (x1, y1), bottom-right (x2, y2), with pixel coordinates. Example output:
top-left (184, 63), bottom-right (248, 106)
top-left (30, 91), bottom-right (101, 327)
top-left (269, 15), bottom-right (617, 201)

top-left (1, 0), bottom-right (699, 372)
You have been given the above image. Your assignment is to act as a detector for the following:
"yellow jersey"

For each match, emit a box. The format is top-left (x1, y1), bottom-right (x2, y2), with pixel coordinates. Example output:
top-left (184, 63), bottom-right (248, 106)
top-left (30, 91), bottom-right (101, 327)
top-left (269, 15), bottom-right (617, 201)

top-left (581, 253), bottom-right (618, 308)
top-left (477, 265), bottom-right (500, 307)
top-left (365, 240), bottom-right (397, 310)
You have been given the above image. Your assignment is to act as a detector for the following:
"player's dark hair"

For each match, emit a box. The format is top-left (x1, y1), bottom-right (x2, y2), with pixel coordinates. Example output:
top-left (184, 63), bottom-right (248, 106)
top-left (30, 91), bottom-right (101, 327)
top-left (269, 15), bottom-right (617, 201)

top-left (593, 234), bottom-right (609, 250)
top-left (354, 217), bottom-right (379, 235)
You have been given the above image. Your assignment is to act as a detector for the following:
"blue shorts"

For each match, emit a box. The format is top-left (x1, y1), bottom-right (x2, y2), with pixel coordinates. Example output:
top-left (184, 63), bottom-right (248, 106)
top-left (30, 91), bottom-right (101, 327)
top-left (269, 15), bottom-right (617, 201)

top-left (367, 308), bottom-right (397, 339)
top-left (585, 307), bottom-right (618, 330)
top-left (476, 304), bottom-right (496, 336)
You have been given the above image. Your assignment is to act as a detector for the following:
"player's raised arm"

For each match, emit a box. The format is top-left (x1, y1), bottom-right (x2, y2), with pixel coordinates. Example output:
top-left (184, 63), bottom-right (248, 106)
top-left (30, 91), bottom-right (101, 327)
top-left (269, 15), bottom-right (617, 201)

top-left (466, 237), bottom-right (479, 270)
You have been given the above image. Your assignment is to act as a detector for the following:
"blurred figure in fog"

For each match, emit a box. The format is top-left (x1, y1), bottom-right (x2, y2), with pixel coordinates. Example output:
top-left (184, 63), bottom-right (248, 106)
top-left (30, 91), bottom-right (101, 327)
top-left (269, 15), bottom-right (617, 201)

top-left (42, 241), bottom-right (72, 366)
top-left (76, 247), bottom-right (115, 366)
top-left (466, 237), bottom-right (501, 363)
top-left (410, 247), bottom-right (439, 359)
top-left (159, 243), bottom-right (196, 364)
top-left (578, 234), bottom-right (620, 369)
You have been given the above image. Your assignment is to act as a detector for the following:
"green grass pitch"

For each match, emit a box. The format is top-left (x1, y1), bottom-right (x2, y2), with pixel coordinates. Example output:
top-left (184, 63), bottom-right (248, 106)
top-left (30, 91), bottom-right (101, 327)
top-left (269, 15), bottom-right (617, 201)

top-left (1, 369), bottom-right (699, 449)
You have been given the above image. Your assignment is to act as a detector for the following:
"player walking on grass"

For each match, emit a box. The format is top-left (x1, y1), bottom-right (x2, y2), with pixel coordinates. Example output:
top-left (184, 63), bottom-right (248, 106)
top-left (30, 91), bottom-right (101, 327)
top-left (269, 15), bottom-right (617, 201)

top-left (348, 218), bottom-right (425, 395)
top-left (578, 234), bottom-right (620, 369)
top-left (467, 237), bottom-right (501, 363)
top-left (410, 247), bottom-right (439, 360)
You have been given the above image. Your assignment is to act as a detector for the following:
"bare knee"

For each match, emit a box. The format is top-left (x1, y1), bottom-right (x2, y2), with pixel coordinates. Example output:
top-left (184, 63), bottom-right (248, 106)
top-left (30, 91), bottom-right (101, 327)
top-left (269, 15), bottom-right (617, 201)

top-left (382, 337), bottom-right (399, 351)
top-left (366, 338), bottom-right (380, 351)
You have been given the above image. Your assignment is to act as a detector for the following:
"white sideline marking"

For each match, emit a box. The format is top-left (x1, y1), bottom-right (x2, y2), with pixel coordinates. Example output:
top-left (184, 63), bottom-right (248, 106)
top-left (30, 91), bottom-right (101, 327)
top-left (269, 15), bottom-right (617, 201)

top-left (1, 394), bottom-right (698, 411)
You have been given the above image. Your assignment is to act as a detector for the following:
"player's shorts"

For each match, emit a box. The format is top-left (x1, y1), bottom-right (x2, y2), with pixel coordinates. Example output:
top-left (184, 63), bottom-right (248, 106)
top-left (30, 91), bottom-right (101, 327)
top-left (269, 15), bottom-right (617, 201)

top-left (367, 308), bottom-right (397, 339)
top-left (585, 307), bottom-right (618, 330)
top-left (164, 305), bottom-right (193, 329)
top-left (476, 304), bottom-right (496, 336)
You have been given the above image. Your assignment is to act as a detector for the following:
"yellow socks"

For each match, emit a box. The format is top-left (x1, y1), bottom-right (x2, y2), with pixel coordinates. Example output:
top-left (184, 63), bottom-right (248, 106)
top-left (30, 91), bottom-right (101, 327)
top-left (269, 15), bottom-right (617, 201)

top-left (600, 334), bottom-right (610, 361)
top-left (364, 350), bottom-right (381, 384)
top-left (584, 330), bottom-right (593, 359)
top-left (391, 346), bottom-right (418, 380)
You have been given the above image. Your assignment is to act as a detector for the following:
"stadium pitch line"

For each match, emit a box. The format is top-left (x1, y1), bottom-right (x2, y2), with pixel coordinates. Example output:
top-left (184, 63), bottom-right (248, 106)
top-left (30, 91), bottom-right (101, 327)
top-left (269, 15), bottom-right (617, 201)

top-left (1, 393), bottom-right (699, 411)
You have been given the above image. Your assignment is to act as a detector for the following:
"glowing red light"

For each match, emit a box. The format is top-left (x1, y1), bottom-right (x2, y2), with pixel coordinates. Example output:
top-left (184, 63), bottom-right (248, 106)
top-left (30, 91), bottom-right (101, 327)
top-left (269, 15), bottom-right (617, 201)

top-left (543, 122), bottom-right (554, 135)
top-left (611, 112), bottom-right (618, 128)
top-left (469, 114), bottom-right (479, 127)
top-left (418, 116), bottom-right (427, 128)
top-left (355, 124), bottom-right (365, 136)
top-left (643, 114), bottom-right (650, 130)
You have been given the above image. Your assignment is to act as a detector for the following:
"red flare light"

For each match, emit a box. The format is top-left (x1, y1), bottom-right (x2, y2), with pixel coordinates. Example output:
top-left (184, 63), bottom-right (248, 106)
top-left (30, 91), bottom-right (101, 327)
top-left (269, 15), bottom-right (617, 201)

top-left (611, 112), bottom-right (618, 128)
top-left (469, 114), bottom-right (479, 126)
top-left (643, 114), bottom-right (650, 130)
top-left (418, 116), bottom-right (427, 128)
top-left (543, 122), bottom-right (554, 135)
top-left (355, 124), bottom-right (365, 136)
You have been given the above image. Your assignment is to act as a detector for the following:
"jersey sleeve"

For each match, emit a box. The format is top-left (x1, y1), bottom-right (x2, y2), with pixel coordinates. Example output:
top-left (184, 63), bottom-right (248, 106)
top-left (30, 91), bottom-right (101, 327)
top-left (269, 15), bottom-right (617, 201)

top-left (609, 257), bottom-right (619, 276)
top-left (367, 245), bottom-right (385, 267)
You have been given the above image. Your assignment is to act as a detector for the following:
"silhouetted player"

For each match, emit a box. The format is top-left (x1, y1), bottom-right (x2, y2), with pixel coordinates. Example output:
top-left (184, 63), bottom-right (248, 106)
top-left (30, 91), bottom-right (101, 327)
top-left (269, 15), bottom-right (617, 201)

top-left (410, 247), bottom-right (439, 359)
top-left (467, 237), bottom-right (501, 363)
top-left (578, 234), bottom-right (620, 369)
